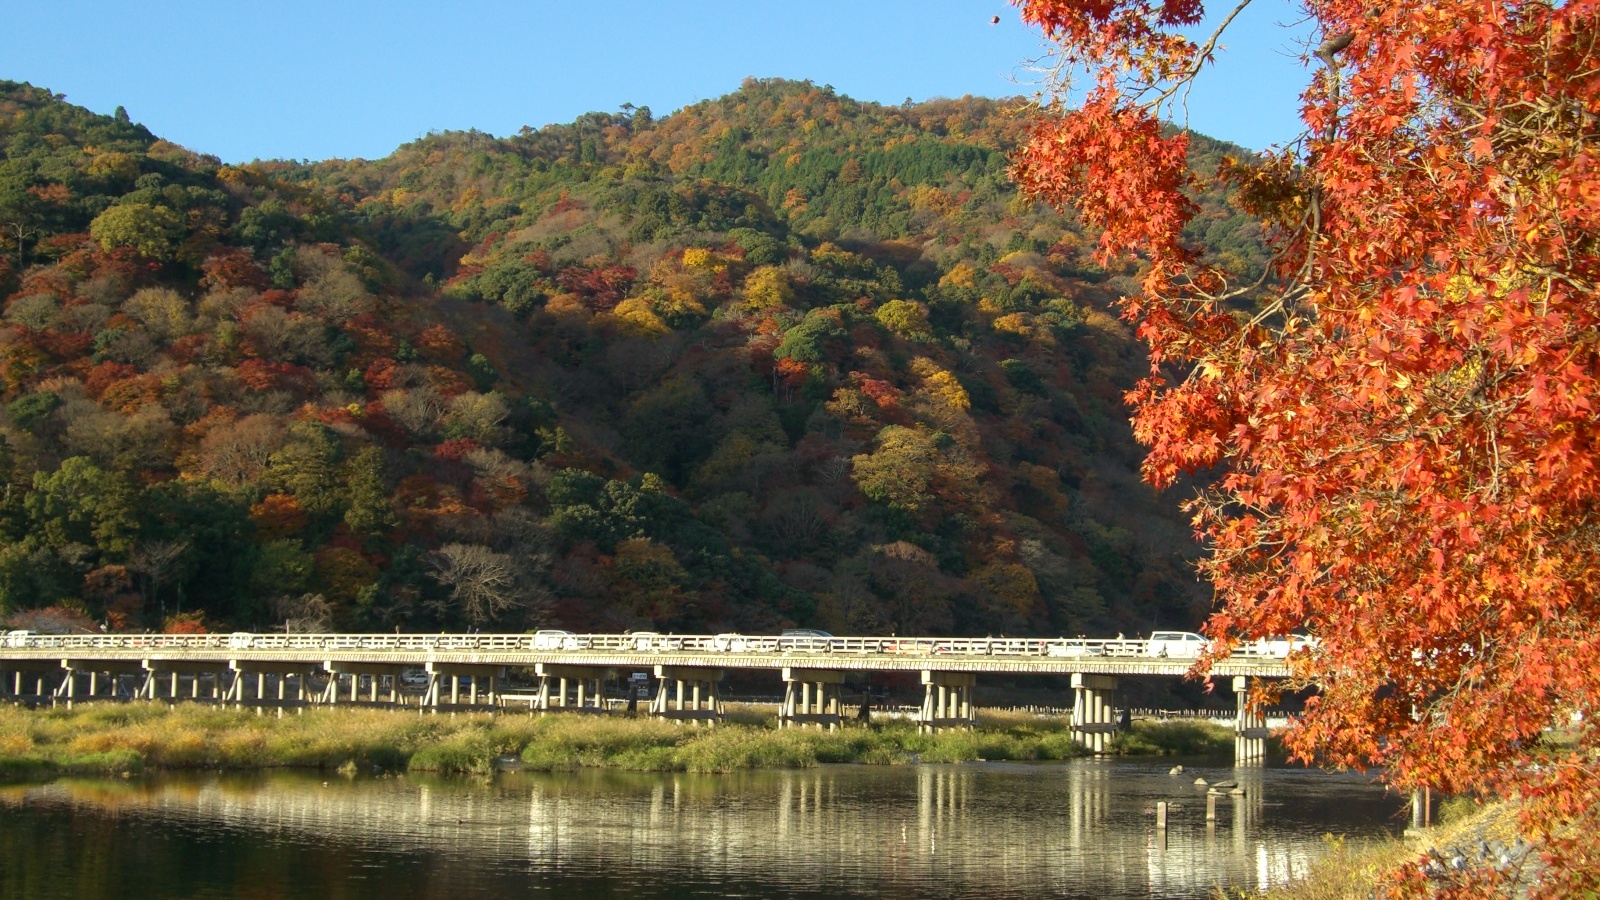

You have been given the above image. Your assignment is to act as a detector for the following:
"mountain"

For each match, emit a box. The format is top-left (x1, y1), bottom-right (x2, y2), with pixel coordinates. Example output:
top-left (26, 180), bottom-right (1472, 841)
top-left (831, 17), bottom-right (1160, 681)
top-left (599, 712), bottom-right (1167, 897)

top-left (0, 77), bottom-right (1263, 638)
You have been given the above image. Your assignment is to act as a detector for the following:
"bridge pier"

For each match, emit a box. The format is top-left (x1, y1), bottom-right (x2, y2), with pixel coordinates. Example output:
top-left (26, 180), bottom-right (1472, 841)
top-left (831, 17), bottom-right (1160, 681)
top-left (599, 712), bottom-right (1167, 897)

top-left (779, 668), bottom-right (844, 729)
top-left (918, 671), bottom-right (977, 733)
top-left (534, 663), bottom-right (609, 713)
top-left (1071, 673), bottom-right (1120, 753)
top-left (56, 659), bottom-right (146, 706)
top-left (320, 663), bottom-right (407, 707)
top-left (6, 661), bottom-right (59, 704)
top-left (1233, 676), bottom-right (1268, 764)
top-left (229, 661), bottom-right (319, 710)
top-left (423, 663), bottom-right (504, 711)
top-left (139, 660), bottom-right (231, 703)
top-left (650, 665), bottom-right (723, 723)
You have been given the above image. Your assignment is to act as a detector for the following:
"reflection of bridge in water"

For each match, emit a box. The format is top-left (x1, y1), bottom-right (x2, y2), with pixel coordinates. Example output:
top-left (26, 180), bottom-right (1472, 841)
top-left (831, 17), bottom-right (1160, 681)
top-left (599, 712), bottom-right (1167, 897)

top-left (4, 764), bottom-right (1366, 897)
top-left (1, 632), bottom-right (1286, 763)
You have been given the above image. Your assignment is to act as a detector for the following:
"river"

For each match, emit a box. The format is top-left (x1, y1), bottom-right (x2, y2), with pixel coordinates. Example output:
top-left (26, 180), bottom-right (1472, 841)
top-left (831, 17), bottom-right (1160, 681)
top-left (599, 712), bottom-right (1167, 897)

top-left (0, 759), bottom-right (1402, 899)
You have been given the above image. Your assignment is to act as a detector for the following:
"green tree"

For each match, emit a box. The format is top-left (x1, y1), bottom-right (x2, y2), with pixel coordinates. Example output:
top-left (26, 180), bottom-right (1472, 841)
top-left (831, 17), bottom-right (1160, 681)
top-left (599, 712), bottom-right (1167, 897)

top-left (851, 426), bottom-right (939, 514)
top-left (343, 446), bottom-right (395, 536)
top-left (25, 457), bottom-right (123, 550)
top-left (875, 299), bottom-right (934, 342)
top-left (89, 202), bottom-right (185, 260)
top-left (265, 423), bottom-right (345, 520)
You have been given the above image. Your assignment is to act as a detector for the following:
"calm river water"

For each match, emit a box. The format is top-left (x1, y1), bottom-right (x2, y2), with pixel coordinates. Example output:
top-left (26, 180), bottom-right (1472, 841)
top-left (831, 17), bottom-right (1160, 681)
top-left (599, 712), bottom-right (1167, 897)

top-left (0, 759), bottom-right (1402, 899)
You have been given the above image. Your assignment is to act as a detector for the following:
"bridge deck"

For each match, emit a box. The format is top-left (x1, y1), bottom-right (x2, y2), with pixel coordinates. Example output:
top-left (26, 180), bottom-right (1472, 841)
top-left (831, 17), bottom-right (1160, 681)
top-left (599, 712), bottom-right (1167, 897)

top-left (0, 633), bottom-right (1292, 678)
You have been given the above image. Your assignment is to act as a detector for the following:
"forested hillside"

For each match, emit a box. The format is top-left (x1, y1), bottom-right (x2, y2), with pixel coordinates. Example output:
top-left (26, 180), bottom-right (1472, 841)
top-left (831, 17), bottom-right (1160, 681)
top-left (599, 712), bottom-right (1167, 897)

top-left (0, 77), bottom-right (1262, 638)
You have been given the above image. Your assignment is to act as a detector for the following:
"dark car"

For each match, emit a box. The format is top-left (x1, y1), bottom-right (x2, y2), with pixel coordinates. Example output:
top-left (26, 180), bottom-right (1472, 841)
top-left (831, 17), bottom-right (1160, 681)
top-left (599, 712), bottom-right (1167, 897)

top-left (777, 628), bottom-right (833, 651)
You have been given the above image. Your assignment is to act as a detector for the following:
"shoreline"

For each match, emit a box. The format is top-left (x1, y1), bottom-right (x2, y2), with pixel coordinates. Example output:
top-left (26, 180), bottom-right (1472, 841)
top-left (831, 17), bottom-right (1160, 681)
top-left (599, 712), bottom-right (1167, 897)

top-left (0, 700), bottom-right (1242, 782)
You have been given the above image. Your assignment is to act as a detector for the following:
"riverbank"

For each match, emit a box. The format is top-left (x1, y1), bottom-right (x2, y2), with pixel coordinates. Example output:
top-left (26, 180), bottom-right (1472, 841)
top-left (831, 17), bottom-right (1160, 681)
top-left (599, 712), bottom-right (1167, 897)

top-left (0, 701), bottom-right (1238, 780)
top-left (1259, 797), bottom-right (1538, 899)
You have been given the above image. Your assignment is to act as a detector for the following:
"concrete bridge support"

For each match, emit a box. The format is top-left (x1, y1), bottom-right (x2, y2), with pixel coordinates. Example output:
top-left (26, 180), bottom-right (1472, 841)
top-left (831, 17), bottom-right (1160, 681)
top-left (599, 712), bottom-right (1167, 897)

top-left (650, 665), bottom-right (724, 723)
top-left (3, 662), bottom-right (46, 700)
top-left (1071, 673), bottom-right (1120, 753)
top-left (1233, 676), bottom-right (1268, 764)
top-left (320, 662), bottom-right (407, 707)
top-left (423, 663), bottom-right (504, 711)
top-left (229, 661), bottom-right (319, 709)
top-left (55, 659), bottom-right (147, 707)
top-left (7, 664), bottom-right (60, 703)
top-left (779, 668), bottom-right (844, 730)
top-left (140, 660), bottom-right (232, 703)
top-left (534, 663), bottom-right (610, 713)
top-left (918, 671), bottom-right (977, 733)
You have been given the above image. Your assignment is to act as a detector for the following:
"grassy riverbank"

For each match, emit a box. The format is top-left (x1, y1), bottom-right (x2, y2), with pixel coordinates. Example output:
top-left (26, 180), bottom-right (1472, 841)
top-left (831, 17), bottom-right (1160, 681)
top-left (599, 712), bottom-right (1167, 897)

top-left (0, 703), bottom-right (1238, 780)
top-left (1253, 798), bottom-right (1532, 900)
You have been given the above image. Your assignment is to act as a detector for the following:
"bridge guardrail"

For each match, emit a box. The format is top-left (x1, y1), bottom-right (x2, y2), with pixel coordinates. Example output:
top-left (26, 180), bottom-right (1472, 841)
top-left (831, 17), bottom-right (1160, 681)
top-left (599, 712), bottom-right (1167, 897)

top-left (0, 631), bottom-right (1302, 662)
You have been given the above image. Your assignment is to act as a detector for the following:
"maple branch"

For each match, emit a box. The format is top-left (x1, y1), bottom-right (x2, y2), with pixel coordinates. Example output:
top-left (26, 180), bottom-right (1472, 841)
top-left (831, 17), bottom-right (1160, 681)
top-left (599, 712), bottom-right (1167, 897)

top-left (1312, 29), bottom-right (1354, 140)
top-left (1142, 0), bottom-right (1256, 116)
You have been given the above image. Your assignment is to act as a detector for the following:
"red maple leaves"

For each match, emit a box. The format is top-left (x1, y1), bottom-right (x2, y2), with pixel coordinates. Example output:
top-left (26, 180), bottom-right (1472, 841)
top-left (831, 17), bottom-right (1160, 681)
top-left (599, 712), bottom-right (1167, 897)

top-left (1014, 0), bottom-right (1600, 891)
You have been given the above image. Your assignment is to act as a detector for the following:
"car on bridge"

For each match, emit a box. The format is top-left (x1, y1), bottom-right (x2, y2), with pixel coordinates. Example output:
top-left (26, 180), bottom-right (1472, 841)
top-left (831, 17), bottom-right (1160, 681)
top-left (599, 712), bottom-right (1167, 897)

top-left (531, 630), bottom-right (586, 651)
top-left (628, 631), bottom-right (683, 652)
top-left (1045, 639), bottom-right (1103, 658)
top-left (1252, 634), bottom-right (1315, 657)
top-left (1144, 631), bottom-right (1208, 658)
top-left (3, 630), bottom-right (34, 648)
top-left (777, 629), bottom-right (832, 652)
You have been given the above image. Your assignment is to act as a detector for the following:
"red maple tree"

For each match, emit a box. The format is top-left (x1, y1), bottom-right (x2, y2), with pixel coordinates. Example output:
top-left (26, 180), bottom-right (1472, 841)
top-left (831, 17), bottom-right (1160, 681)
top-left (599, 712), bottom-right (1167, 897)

top-left (1011, 0), bottom-right (1600, 893)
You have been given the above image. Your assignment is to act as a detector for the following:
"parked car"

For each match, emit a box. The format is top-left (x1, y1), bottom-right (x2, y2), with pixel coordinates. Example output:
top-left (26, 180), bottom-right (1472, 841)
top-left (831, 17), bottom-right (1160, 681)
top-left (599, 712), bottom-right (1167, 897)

top-left (777, 628), bottom-right (832, 651)
top-left (400, 667), bottom-right (429, 687)
top-left (532, 629), bottom-right (585, 651)
top-left (1252, 634), bottom-right (1315, 657)
top-left (629, 632), bottom-right (683, 651)
top-left (1144, 631), bottom-right (1208, 658)
top-left (1046, 639), bottom-right (1104, 658)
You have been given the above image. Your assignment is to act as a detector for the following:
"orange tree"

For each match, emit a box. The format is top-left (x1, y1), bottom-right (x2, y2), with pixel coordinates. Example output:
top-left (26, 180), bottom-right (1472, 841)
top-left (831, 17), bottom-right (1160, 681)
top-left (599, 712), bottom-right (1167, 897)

top-left (1010, 0), bottom-right (1599, 893)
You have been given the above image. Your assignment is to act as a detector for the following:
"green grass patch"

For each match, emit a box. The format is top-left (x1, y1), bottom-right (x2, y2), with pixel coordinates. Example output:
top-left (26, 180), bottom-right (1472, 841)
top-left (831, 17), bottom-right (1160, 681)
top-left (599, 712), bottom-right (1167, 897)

top-left (0, 702), bottom-right (1237, 783)
top-left (0, 754), bottom-right (55, 781)
top-left (1109, 719), bottom-right (1234, 756)
top-left (55, 749), bottom-right (144, 777)
top-left (519, 716), bottom-right (683, 770)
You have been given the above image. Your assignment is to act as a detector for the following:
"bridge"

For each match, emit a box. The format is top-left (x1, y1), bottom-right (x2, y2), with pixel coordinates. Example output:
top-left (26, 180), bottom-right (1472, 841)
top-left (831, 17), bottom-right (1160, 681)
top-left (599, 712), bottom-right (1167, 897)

top-left (0, 632), bottom-right (1292, 764)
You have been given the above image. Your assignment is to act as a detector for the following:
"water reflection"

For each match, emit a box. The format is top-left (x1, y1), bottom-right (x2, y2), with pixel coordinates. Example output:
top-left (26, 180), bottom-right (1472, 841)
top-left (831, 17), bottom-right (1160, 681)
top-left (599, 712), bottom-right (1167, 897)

top-left (0, 761), bottom-right (1400, 900)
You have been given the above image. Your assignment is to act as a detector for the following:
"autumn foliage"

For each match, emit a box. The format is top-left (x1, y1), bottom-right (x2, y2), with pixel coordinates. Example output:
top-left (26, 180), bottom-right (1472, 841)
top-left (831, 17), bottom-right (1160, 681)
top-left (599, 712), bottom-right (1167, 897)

top-left (1013, 0), bottom-right (1600, 892)
top-left (2, 77), bottom-right (1256, 651)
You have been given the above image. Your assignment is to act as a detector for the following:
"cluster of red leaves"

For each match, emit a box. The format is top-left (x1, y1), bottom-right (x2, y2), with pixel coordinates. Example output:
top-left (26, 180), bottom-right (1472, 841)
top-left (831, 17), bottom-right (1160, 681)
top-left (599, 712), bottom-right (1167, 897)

top-left (161, 612), bottom-right (208, 635)
top-left (773, 356), bottom-right (810, 391)
top-left (555, 262), bottom-right (637, 310)
top-left (415, 323), bottom-right (466, 365)
top-left (236, 359), bottom-right (315, 395)
top-left (857, 375), bottom-right (902, 411)
top-left (1014, 0), bottom-right (1600, 894)
top-left (433, 438), bottom-right (480, 461)
top-left (199, 248), bottom-right (269, 292)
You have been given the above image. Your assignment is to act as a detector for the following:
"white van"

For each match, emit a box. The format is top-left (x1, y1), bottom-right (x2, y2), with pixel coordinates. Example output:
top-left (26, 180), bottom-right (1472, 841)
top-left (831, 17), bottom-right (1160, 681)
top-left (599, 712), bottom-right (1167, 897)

top-left (4, 630), bottom-right (35, 648)
top-left (1253, 634), bottom-right (1315, 657)
top-left (1144, 631), bottom-right (1207, 658)
top-left (531, 629), bottom-right (584, 651)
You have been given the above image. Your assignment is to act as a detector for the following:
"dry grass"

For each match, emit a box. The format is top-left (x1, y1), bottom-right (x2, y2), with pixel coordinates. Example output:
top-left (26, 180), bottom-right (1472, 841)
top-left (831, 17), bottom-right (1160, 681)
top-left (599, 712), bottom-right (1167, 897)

top-left (1250, 799), bottom-right (1530, 900)
top-left (3, 700), bottom-right (1277, 781)
top-left (1246, 833), bottom-right (1417, 900)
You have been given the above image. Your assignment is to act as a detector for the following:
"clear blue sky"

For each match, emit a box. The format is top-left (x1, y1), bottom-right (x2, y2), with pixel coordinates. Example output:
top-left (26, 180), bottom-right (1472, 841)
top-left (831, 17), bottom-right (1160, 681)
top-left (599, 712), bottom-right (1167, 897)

top-left (3, 1), bottom-right (1312, 164)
